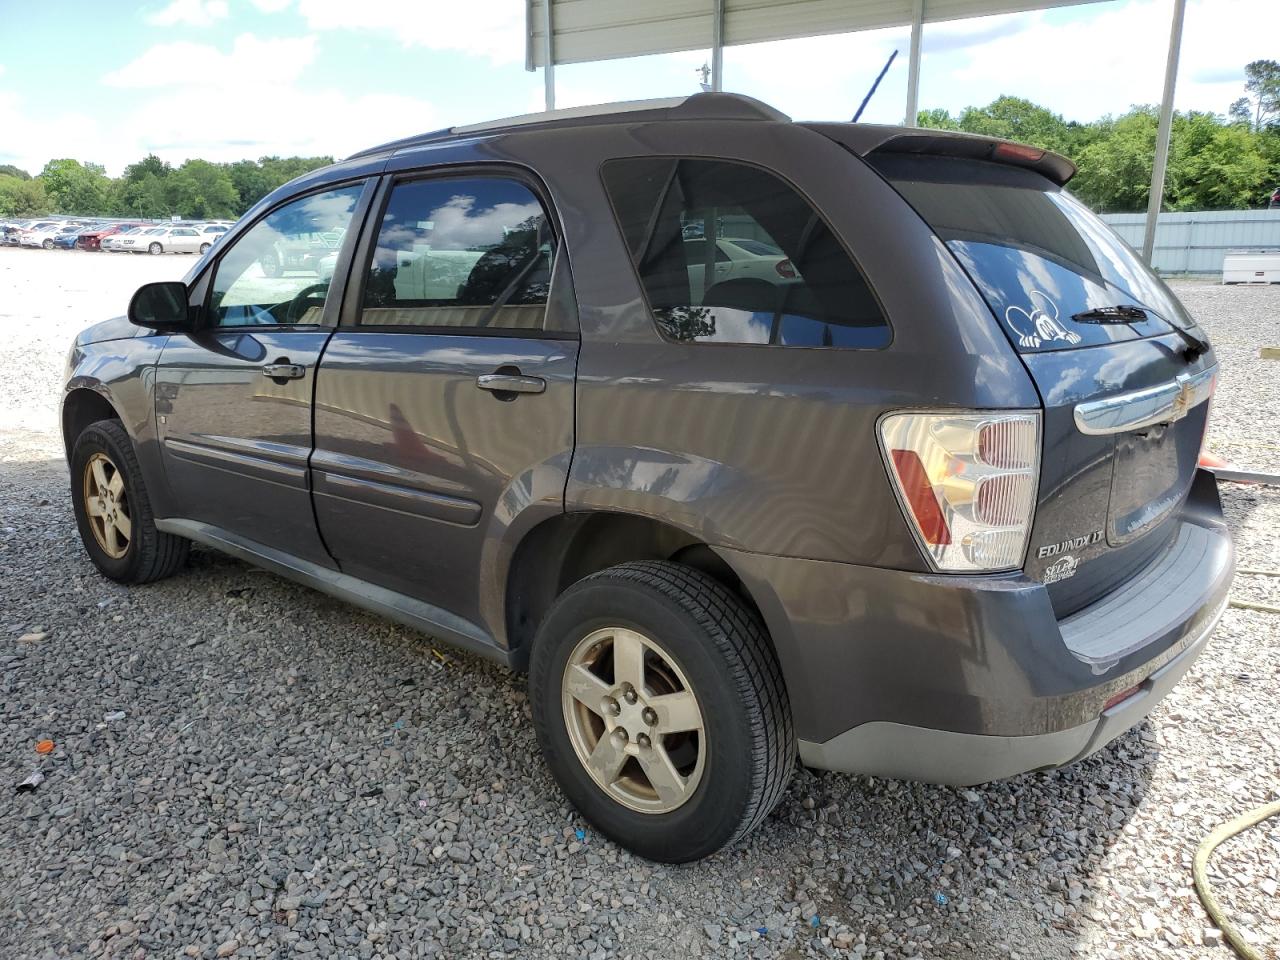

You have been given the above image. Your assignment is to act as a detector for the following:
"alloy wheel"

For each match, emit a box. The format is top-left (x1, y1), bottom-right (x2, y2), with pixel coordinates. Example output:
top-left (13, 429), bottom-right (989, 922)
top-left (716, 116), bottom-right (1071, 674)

top-left (82, 452), bottom-right (131, 559)
top-left (561, 626), bottom-right (706, 814)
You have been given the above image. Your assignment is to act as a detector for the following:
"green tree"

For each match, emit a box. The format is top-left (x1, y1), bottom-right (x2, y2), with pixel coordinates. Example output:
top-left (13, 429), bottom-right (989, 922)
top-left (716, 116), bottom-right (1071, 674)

top-left (0, 175), bottom-right (48, 217)
top-left (0, 164), bottom-right (30, 180)
top-left (916, 108), bottom-right (960, 131)
top-left (165, 159), bottom-right (239, 219)
top-left (955, 96), bottom-right (1075, 155)
top-left (1229, 60), bottom-right (1280, 132)
top-left (38, 158), bottom-right (111, 215)
top-left (1065, 108), bottom-right (1157, 212)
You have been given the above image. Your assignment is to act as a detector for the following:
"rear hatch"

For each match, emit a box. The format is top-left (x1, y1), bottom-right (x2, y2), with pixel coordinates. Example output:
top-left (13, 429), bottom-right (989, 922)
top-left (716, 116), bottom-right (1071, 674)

top-left (866, 149), bottom-right (1215, 617)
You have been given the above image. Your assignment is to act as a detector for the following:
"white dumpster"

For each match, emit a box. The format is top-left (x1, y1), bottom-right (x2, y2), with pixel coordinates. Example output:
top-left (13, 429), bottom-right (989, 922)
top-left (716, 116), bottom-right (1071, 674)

top-left (1223, 251), bottom-right (1280, 284)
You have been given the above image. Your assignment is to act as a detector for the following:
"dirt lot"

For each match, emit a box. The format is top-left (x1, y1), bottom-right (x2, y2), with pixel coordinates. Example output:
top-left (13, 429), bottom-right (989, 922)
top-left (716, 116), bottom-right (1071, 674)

top-left (1, 248), bottom-right (1278, 960)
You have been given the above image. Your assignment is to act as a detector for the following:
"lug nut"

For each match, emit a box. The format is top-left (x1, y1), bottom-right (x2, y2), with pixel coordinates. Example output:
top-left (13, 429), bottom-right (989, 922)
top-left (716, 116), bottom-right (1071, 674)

top-left (612, 728), bottom-right (629, 746)
top-left (604, 697), bottom-right (620, 716)
top-left (642, 707), bottom-right (658, 726)
top-left (624, 688), bottom-right (638, 704)
top-left (636, 733), bottom-right (651, 749)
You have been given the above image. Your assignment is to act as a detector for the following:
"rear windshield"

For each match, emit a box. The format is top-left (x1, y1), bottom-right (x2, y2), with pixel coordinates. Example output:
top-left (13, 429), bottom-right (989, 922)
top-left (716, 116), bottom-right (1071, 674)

top-left (871, 154), bottom-right (1201, 352)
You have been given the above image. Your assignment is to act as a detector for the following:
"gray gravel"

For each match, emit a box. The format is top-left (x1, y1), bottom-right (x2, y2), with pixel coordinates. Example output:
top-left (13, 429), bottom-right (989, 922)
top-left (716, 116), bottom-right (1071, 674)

top-left (1, 254), bottom-right (1278, 960)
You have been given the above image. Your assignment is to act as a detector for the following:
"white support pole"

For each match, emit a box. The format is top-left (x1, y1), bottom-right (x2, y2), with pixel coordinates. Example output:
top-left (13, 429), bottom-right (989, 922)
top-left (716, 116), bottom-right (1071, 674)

top-left (542, 0), bottom-right (555, 111)
top-left (903, 0), bottom-right (923, 126)
top-left (1142, 0), bottom-right (1186, 266)
top-left (711, 0), bottom-right (725, 91)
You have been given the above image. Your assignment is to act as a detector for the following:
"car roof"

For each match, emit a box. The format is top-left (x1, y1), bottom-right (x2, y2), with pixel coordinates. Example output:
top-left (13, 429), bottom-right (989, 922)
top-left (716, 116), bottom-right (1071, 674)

top-left (343, 91), bottom-right (1075, 185)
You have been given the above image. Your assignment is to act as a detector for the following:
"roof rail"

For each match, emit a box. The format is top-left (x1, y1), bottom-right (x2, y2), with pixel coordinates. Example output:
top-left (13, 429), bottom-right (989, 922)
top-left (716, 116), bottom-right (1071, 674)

top-left (347, 93), bottom-right (789, 161)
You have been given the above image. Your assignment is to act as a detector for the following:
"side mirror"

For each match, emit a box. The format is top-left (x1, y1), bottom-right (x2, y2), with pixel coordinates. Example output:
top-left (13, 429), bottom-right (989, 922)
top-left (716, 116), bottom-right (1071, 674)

top-left (128, 281), bottom-right (194, 332)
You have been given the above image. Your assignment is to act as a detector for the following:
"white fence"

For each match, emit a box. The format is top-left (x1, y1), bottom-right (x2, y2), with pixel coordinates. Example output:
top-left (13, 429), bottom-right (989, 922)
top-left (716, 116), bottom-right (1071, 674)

top-left (1100, 209), bottom-right (1280, 276)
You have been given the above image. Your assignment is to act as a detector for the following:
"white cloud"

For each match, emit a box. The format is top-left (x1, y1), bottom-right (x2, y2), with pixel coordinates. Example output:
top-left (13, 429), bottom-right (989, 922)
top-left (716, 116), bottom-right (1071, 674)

top-left (103, 34), bottom-right (318, 89)
top-left (250, 0), bottom-right (292, 10)
top-left (145, 0), bottom-right (229, 27)
top-left (297, 0), bottom-right (525, 64)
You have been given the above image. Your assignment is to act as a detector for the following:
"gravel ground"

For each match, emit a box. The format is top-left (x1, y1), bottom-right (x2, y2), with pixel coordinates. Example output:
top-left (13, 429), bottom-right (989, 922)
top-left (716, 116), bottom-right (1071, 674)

top-left (1, 252), bottom-right (1277, 960)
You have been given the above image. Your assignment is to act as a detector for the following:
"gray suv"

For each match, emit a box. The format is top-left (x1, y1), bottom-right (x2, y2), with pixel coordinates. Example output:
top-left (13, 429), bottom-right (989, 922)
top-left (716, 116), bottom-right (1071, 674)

top-left (62, 94), bottom-right (1233, 863)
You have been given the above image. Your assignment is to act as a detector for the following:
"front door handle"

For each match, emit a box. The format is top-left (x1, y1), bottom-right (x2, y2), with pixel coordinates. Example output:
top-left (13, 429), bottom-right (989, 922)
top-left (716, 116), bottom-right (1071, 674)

top-left (476, 373), bottom-right (546, 395)
top-left (262, 361), bottom-right (305, 380)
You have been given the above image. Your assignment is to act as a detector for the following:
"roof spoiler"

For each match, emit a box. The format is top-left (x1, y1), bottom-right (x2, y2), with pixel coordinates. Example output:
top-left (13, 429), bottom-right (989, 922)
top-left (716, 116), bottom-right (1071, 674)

top-left (804, 123), bottom-right (1076, 186)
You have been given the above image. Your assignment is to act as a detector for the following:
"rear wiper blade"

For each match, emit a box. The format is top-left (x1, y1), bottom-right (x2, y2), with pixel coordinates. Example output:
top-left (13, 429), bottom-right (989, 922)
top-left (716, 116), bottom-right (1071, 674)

top-left (1072, 303), bottom-right (1210, 360)
top-left (1071, 304), bottom-right (1148, 324)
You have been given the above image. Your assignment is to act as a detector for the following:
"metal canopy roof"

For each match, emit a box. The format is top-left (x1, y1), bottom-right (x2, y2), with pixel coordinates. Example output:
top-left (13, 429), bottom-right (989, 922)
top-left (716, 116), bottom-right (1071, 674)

top-left (523, 0), bottom-right (1188, 268)
top-left (525, 0), bottom-right (1111, 68)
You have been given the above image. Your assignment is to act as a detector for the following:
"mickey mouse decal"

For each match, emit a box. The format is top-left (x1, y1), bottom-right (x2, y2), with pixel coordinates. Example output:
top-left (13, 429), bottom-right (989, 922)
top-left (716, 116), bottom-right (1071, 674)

top-left (1004, 290), bottom-right (1082, 349)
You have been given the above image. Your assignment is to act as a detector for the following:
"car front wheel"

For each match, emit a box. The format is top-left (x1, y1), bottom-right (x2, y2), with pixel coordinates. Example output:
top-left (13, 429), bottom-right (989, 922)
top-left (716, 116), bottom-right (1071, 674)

top-left (70, 419), bottom-right (188, 583)
top-left (530, 561), bottom-right (794, 862)
top-left (42, 239), bottom-right (54, 249)
top-left (148, 242), bottom-right (163, 255)
top-left (199, 242), bottom-right (211, 254)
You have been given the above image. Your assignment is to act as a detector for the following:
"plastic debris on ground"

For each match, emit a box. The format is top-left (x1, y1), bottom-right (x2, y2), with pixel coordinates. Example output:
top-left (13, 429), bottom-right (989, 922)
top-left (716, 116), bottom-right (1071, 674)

top-left (15, 769), bottom-right (45, 793)
top-left (34, 740), bottom-right (54, 755)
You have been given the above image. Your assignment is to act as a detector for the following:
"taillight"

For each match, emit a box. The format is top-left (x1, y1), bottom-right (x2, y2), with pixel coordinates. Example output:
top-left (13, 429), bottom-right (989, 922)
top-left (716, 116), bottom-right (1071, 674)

top-left (774, 258), bottom-right (796, 279)
top-left (879, 412), bottom-right (1040, 572)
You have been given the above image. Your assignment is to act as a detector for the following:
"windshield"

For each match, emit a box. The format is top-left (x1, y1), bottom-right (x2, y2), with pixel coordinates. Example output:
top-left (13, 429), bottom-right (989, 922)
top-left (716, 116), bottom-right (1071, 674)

top-left (871, 153), bottom-right (1203, 353)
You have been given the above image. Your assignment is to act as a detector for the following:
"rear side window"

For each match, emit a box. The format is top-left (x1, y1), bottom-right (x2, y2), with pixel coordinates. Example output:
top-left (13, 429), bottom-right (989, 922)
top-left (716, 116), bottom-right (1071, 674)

top-left (870, 153), bottom-right (1198, 352)
top-left (601, 158), bottom-right (889, 348)
top-left (359, 176), bottom-right (556, 333)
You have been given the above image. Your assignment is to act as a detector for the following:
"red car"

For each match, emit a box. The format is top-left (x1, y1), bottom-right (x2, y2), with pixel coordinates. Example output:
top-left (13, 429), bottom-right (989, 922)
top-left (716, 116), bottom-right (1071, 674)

top-left (76, 223), bottom-right (141, 251)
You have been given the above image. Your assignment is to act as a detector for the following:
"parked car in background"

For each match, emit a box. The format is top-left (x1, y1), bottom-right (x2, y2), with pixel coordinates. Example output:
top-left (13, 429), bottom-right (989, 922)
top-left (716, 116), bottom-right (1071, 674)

top-left (51, 226), bottom-right (85, 249)
top-left (114, 227), bottom-right (172, 254)
top-left (21, 222), bottom-right (74, 249)
top-left (103, 227), bottom-right (149, 252)
top-left (78, 223), bottom-right (140, 251)
top-left (684, 236), bottom-right (797, 292)
top-left (0, 220), bottom-right (28, 245)
top-left (197, 223), bottom-right (230, 247)
top-left (61, 94), bottom-right (1232, 863)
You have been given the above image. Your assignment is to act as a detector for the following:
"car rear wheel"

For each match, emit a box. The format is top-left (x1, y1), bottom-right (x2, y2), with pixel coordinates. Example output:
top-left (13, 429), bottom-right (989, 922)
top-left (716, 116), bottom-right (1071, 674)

top-left (70, 419), bottom-right (188, 584)
top-left (42, 239), bottom-right (53, 249)
top-left (148, 242), bottom-right (163, 255)
top-left (199, 242), bottom-right (211, 254)
top-left (529, 561), bottom-right (794, 862)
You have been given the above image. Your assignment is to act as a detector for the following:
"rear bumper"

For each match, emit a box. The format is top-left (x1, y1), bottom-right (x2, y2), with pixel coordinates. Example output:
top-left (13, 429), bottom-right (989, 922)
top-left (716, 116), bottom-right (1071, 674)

top-left (795, 599), bottom-right (1222, 784)
top-left (718, 469), bottom-right (1234, 784)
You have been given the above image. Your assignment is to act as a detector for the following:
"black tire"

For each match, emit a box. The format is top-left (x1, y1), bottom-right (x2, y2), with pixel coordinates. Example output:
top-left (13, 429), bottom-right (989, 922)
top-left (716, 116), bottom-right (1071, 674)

top-left (529, 560), bottom-right (794, 862)
top-left (42, 239), bottom-right (54, 249)
top-left (199, 242), bottom-right (211, 254)
top-left (148, 242), bottom-right (163, 255)
top-left (70, 419), bottom-right (188, 584)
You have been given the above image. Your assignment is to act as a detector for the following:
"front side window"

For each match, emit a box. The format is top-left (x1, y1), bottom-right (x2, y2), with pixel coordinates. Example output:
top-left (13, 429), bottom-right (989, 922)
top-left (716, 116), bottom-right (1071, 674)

top-left (601, 157), bottom-right (889, 348)
top-left (208, 183), bottom-right (363, 328)
top-left (359, 176), bottom-right (554, 332)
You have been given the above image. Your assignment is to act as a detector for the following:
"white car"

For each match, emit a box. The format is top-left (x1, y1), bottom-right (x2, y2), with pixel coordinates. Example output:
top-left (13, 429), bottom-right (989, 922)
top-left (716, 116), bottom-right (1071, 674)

top-left (103, 227), bottom-right (149, 252)
top-left (685, 237), bottom-right (799, 293)
top-left (116, 226), bottom-right (206, 255)
top-left (18, 221), bottom-right (66, 248)
top-left (196, 223), bottom-right (230, 248)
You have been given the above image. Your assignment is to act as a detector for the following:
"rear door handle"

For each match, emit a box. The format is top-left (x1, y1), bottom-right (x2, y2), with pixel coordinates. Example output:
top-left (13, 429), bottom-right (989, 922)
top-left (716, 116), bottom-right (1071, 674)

top-left (476, 373), bottom-right (546, 395)
top-left (262, 362), bottom-right (306, 380)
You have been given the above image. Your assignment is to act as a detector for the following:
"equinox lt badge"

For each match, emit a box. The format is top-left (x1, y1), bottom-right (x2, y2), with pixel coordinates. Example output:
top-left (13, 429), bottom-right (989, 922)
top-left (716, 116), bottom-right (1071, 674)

top-left (1037, 530), bottom-right (1104, 559)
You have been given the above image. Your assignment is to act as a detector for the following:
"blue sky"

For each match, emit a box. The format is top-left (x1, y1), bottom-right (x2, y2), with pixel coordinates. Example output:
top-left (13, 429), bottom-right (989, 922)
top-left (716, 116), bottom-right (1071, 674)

top-left (0, 0), bottom-right (1270, 176)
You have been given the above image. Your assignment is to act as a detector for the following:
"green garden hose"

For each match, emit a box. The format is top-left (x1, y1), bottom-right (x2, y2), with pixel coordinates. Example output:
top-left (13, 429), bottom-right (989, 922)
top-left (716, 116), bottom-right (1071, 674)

top-left (1193, 798), bottom-right (1280, 960)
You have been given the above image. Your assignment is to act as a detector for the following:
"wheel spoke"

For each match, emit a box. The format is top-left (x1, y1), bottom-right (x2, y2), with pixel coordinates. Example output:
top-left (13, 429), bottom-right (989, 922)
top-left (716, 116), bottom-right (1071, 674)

top-left (611, 630), bottom-right (646, 692)
top-left (103, 519), bottom-right (121, 554)
top-left (564, 664), bottom-right (611, 716)
top-left (90, 458), bottom-right (108, 494)
top-left (107, 469), bottom-right (124, 497)
top-left (85, 498), bottom-right (105, 517)
top-left (113, 511), bottom-right (132, 541)
top-left (638, 744), bottom-right (688, 806)
top-left (647, 690), bottom-right (702, 734)
top-left (586, 733), bottom-right (628, 785)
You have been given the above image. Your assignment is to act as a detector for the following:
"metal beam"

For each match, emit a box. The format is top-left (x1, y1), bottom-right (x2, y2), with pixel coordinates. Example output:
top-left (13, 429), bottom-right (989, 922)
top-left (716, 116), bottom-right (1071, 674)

top-left (1142, 0), bottom-right (1186, 265)
top-left (711, 0), bottom-right (725, 91)
top-left (542, 0), bottom-right (556, 111)
top-left (904, 0), bottom-right (924, 126)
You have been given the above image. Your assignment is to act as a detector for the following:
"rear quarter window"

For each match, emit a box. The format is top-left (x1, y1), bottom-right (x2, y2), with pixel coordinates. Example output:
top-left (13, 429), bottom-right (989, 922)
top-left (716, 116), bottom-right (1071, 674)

top-left (601, 157), bottom-right (890, 348)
